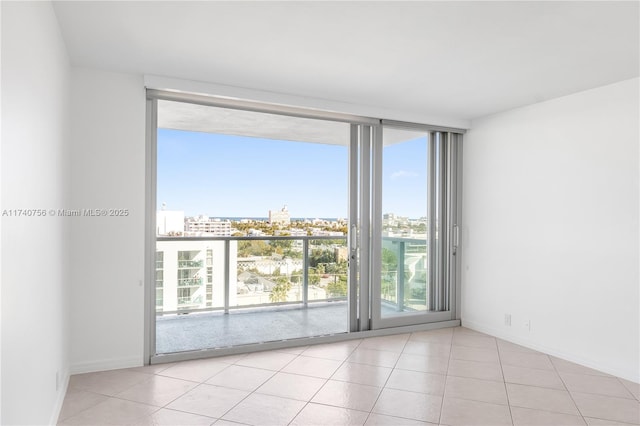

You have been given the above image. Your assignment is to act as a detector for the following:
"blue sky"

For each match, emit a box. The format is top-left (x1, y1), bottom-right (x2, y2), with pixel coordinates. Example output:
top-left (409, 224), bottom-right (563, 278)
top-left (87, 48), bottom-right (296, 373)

top-left (382, 136), bottom-right (428, 218)
top-left (157, 129), bottom-right (428, 218)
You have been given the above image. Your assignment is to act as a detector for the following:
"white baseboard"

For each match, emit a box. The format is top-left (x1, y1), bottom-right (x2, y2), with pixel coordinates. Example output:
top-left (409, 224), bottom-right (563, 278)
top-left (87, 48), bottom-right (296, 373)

top-left (70, 356), bottom-right (142, 375)
top-left (49, 368), bottom-right (69, 426)
top-left (462, 319), bottom-right (640, 384)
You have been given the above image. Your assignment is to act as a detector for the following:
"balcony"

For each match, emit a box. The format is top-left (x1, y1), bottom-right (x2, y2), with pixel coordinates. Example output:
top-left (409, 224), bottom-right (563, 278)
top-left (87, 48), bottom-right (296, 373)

top-left (177, 277), bottom-right (204, 287)
top-left (177, 259), bottom-right (204, 268)
top-left (381, 237), bottom-right (429, 313)
top-left (155, 234), bottom-right (426, 354)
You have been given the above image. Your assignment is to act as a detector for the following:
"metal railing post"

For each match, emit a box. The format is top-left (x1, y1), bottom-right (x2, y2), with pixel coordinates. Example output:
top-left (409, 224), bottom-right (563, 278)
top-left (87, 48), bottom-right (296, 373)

top-left (397, 241), bottom-right (405, 312)
top-left (303, 238), bottom-right (309, 307)
top-left (224, 240), bottom-right (230, 314)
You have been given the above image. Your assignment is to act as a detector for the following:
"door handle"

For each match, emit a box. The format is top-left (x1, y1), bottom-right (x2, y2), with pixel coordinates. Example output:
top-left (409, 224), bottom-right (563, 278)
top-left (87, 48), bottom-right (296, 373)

top-left (350, 225), bottom-right (357, 251)
top-left (453, 225), bottom-right (459, 247)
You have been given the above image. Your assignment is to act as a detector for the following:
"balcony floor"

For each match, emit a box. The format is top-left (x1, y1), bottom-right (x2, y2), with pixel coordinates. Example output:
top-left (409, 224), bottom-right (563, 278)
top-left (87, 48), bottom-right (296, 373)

top-left (156, 301), bottom-right (349, 354)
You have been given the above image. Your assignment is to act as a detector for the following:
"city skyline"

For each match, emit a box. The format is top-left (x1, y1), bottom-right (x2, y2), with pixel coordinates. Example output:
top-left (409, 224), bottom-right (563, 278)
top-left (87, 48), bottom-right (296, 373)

top-left (157, 128), bottom-right (428, 218)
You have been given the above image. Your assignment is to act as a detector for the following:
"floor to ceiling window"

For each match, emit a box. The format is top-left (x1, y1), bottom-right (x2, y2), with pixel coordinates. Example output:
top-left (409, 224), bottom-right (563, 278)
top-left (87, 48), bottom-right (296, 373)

top-left (371, 125), bottom-right (462, 330)
top-left (145, 90), bottom-right (463, 363)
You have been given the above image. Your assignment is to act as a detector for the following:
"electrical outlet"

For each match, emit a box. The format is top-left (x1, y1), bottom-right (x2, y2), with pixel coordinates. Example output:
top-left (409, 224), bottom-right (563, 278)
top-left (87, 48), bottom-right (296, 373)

top-left (504, 314), bottom-right (511, 326)
top-left (524, 320), bottom-right (531, 332)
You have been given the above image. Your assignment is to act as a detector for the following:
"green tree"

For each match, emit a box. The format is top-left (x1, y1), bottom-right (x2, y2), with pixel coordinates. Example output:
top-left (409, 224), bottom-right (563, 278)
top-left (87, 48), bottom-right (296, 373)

top-left (271, 239), bottom-right (293, 255)
top-left (289, 269), bottom-right (302, 284)
top-left (382, 248), bottom-right (398, 270)
top-left (238, 240), bottom-right (272, 257)
top-left (381, 248), bottom-right (398, 300)
top-left (309, 271), bottom-right (320, 285)
top-left (269, 277), bottom-right (291, 303)
top-left (285, 248), bottom-right (303, 259)
top-left (309, 248), bottom-right (335, 267)
top-left (327, 276), bottom-right (347, 297)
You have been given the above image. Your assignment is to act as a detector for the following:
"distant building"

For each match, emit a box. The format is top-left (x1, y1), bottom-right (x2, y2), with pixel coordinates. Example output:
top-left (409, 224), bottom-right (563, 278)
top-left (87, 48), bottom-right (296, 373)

top-left (157, 210), bottom-right (185, 235)
top-left (335, 246), bottom-right (348, 262)
top-left (248, 228), bottom-right (266, 236)
top-left (285, 228), bottom-right (308, 237)
top-left (155, 239), bottom-right (238, 312)
top-left (185, 215), bottom-right (231, 236)
top-left (310, 228), bottom-right (344, 236)
top-left (269, 205), bottom-right (291, 225)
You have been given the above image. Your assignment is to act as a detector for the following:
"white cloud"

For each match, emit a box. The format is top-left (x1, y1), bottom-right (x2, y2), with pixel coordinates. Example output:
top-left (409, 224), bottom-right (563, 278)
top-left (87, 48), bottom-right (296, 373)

top-left (390, 170), bottom-right (418, 180)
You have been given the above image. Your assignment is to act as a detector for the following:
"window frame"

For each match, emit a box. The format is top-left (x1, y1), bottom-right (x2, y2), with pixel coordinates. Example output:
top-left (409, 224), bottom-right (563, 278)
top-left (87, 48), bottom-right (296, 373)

top-left (144, 89), bottom-right (464, 365)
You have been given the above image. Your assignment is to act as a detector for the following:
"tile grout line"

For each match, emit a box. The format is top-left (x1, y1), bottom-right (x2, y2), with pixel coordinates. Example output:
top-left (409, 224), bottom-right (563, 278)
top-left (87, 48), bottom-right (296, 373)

top-left (548, 355), bottom-right (587, 424)
top-left (494, 351), bottom-right (628, 395)
top-left (57, 387), bottom-right (112, 422)
top-left (437, 330), bottom-right (455, 426)
top-left (559, 381), bottom-right (639, 401)
top-left (615, 376), bottom-right (640, 402)
top-left (155, 373), bottom-right (215, 414)
top-left (286, 338), bottom-right (364, 425)
top-left (159, 367), bottom-right (239, 423)
top-left (495, 338), bottom-right (515, 426)
top-left (553, 366), bottom-right (640, 425)
top-left (59, 372), bottom-right (162, 424)
top-left (57, 396), bottom-right (116, 424)
top-left (442, 331), bottom-right (519, 424)
top-left (360, 333), bottom-right (414, 425)
top-left (213, 350), bottom-right (305, 424)
top-left (58, 327), bottom-right (639, 426)
top-left (502, 355), bottom-right (604, 420)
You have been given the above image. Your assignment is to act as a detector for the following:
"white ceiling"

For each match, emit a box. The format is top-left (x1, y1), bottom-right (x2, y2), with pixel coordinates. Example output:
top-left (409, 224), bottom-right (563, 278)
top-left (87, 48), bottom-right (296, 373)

top-left (53, 1), bottom-right (639, 122)
top-left (158, 99), bottom-right (426, 146)
top-left (158, 99), bottom-right (351, 145)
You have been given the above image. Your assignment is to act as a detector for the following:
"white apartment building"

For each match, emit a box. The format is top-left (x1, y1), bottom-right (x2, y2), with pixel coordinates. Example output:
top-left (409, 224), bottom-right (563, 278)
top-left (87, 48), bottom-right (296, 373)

top-left (156, 239), bottom-right (238, 312)
top-left (156, 210), bottom-right (185, 235)
top-left (184, 215), bottom-right (232, 236)
top-left (237, 256), bottom-right (303, 277)
top-left (282, 228), bottom-right (307, 237)
top-left (268, 205), bottom-right (291, 225)
top-left (309, 228), bottom-right (344, 236)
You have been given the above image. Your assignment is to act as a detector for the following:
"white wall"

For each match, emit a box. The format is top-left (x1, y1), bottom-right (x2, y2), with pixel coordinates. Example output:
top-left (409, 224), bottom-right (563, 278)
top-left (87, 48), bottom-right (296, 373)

top-left (462, 78), bottom-right (639, 382)
top-left (1, 5), bottom-right (4, 421)
top-left (66, 69), bottom-right (461, 375)
top-left (68, 72), bottom-right (640, 383)
top-left (1, 2), bottom-right (71, 424)
top-left (68, 68), bottom-right (146, 373)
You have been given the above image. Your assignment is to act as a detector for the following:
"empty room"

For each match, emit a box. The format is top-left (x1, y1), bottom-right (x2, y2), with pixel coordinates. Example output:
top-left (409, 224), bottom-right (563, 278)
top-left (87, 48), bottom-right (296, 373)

top-left (1, 1), bottom-right (638, 425)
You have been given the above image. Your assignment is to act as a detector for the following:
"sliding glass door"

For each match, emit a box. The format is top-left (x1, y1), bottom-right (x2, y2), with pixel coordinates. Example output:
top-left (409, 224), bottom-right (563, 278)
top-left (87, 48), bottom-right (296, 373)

top-left (146, 90), bottom-right (463, 362)
top-left (151, 98), bottom-right (358, 355)
top-left (370, 124), bottom-right (462, 329)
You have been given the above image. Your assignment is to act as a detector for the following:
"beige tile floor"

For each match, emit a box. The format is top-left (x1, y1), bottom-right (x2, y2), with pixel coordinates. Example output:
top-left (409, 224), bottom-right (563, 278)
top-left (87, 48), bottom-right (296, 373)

top-left (58, 327), bottom-right (640, 426)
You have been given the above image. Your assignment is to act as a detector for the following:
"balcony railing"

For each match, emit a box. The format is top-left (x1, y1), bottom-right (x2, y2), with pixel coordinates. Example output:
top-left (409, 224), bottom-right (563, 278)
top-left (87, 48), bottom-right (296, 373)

top-left (156, 235), bottom-right (348, 315)
top-left (382, 237), bottom-right (429, 313)
top-left (178, 259), bottom-right (204, 268)
top-left (177, 277), bottom-right (204, 287)
top-left (156, 234), bottom-right (428, 315)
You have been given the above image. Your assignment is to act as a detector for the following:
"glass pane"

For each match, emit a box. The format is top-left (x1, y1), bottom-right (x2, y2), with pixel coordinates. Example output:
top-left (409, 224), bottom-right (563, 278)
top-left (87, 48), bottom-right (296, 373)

top-left (155, 240), bottom-right (226, 313)
top-left (235, 238), bottom-right (303, 307)
top-left (380, 128), bottom-right (430, 317)
top-left (308, 238), bottom-right (349, 302)
top-left (155, 100), bottom-right (351, 354)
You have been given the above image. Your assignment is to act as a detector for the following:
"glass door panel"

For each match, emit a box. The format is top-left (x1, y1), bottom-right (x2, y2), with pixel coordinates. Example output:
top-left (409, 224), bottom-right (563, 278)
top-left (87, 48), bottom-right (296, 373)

top-left (154, 100), bottom-right (354, 354)
top-left (371, 126), bottom-right (457, 329)
top-left (380, 128), bottom-right (430, 318)
top-left (147, 91), bottom-right (462, 362)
